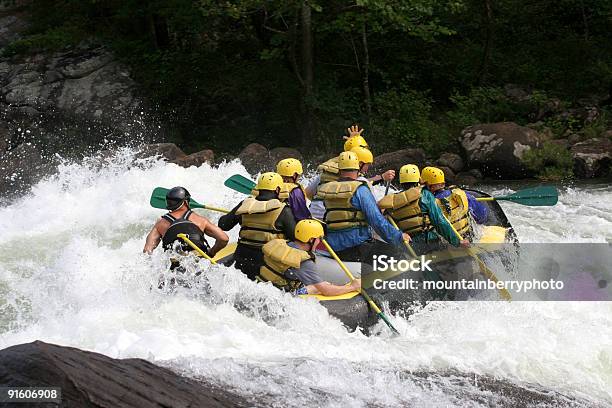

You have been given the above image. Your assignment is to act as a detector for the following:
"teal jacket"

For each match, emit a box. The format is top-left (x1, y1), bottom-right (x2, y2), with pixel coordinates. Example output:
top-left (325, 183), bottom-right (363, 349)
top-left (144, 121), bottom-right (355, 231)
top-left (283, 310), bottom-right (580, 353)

top-left (411, 188), bottom-right (460, 246)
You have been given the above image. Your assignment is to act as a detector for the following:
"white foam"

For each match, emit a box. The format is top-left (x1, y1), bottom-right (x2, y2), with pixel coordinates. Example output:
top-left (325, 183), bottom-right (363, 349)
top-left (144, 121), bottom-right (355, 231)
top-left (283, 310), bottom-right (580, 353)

top-left (0, 150), bottom-right (610, 405)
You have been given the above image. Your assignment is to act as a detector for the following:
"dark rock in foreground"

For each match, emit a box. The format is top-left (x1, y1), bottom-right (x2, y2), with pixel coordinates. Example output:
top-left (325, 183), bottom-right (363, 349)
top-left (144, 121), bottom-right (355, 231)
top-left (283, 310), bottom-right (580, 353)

top-left (0, 341), bottom-right (247, 408)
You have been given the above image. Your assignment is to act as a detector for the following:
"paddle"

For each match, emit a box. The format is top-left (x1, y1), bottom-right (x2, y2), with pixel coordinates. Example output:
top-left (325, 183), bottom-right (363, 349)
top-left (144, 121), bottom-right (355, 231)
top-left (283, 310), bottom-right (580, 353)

top-left (443, 216), bottom-right (512, 301)
top-left (476, 186), bottom-right (558, 206)
top-left (384, 180), bottom-right (391, 196)
top-left (224, 174), bottom-right (256, 195)
top-left (321, 239), bottom-right (400, 335)
top-left (176, 233), bottom-right (217, 264)
top-left (386, 217), bottom-right (418, 258)
top-left (150, 187), bottom-right (230, 214)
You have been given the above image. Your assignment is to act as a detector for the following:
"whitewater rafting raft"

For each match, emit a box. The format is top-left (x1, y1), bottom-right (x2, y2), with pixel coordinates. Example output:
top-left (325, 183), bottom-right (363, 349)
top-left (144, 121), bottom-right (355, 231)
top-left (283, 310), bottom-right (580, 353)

top-left (207, 189), bottom-right (518, 331)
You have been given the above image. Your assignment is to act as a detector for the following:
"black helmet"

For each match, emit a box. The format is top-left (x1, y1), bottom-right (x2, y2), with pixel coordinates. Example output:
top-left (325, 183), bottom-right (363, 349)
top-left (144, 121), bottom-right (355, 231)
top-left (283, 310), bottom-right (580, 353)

top-left (166, 186), bottom-right (191, 211)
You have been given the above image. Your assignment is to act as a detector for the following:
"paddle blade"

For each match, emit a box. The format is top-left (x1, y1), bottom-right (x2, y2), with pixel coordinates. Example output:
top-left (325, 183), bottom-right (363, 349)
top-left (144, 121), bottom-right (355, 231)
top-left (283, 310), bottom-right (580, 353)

top-left (224, 174), bottom-right (256, 195)
top-left (501, 185), bottom-right (558, 206)
top-left (150, 187), bottom-right (170, 209)
top-left (149, 187), bottom-right (205, 209)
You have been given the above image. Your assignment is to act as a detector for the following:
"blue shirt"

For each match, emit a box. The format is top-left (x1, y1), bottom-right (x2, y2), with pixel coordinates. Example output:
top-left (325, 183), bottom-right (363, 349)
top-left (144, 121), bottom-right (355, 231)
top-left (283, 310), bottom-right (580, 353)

top-left (433, 189), bottom-right (489, 224)
top-left (325, 185), bottom-right (404, 252)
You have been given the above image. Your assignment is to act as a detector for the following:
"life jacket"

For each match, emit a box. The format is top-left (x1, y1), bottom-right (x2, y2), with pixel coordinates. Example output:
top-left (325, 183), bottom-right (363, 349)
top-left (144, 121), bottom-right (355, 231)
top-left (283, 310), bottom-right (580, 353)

top-left (259, 239), bottom-right (313, 291)
top-left (235, 197), bottom-right (286, 248)
top-left (278, 182), bottom-right (307, 202)
top-left (378, 187), bottom-right (433, 235)
top-left (317, 157), bottom-right (340, 185)
top-left (161, 210), bottom-right (210, 253)
top-left (436, 187), bottom-right (471, 237)
top-left (317, 179), bottom-right (368, 231)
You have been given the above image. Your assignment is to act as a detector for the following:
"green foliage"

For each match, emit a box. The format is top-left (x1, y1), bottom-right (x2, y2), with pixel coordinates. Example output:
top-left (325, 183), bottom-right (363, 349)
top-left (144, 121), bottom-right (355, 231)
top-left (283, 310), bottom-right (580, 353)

top-left (369, 87), bottom-right (455, 156)
top-left (2, 25), bottom-right (84, 57)
top-left (581, 110), bottom-right (611, 140)
top-left (522, 141), bottom-right (574, 181)
top-left (3, 0), bottom-right (610, 159)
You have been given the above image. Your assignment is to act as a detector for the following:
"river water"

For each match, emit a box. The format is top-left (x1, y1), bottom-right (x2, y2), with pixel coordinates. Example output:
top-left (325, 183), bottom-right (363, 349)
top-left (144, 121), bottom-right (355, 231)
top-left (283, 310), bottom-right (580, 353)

top-left (0, 149), bottom-right (610, 407)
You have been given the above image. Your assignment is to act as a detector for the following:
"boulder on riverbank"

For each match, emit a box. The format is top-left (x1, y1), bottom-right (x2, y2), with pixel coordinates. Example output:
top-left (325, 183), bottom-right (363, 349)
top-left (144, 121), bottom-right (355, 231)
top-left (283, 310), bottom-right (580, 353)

top-left (460, 122), bottom-right (550, 178)
top-left (570, 138), bottom-right (612, 178)
top-left (0, 341), bottom-right (247, 407)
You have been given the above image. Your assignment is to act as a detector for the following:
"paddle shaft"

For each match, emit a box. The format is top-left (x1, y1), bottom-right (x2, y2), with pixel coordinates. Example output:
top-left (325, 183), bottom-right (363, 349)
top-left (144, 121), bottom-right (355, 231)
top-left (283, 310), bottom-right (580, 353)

top-left (386, 217), bottom-right (418, 258)
top-left (202, 205), bottom-right (230, 214)
top-left (177, 233), bottom-right (217, 264)
top-left (321, 239), bottom-right (400, 335)
top-left (442, 217), bottom-right (512, 301)
top-left (151, 187), bottom-right (230, 213)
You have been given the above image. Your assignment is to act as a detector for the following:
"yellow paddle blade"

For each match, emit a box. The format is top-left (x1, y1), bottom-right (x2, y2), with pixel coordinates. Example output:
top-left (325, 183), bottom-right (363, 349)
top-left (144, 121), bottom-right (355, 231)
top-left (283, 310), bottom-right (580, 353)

top-left (212, 242), bottom-right (237, 263)
top-left (299, 291), bottom-right (361, 301)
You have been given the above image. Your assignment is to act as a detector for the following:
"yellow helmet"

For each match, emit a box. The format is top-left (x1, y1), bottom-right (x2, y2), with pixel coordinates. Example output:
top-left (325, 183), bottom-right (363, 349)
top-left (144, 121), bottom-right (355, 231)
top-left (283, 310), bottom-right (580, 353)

top-left (295, 219), bottom-right (325, 243)
top-left (344, 135), bottom-right (369, 151)
top-left (350, 146), bottom-right (373, 164)
top-left (399, 164), bottom-right (421, 183)
top-left (337, 151), bottom-right (360, 170)
top-left (256, 172), bottom-right (284, 191)
top-left (276, 158), bottom-right (303, 177)
top-left (421, 167), bottom-right (445, 185)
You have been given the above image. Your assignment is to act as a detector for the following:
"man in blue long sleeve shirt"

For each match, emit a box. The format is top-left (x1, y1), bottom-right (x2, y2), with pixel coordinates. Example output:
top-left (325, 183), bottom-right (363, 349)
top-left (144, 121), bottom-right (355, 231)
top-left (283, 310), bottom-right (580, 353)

top-left (319, 149), bottom-right (410, 262)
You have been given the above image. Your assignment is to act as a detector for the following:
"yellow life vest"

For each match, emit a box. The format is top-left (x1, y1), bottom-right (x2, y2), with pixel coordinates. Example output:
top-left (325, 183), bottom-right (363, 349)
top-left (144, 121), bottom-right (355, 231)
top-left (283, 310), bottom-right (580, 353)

top-left (317, 180), bottom-right (368, 231)
top-left (278, 182), bottom-right (307, 202)
top-left (436, 188), bottom-right (471, 237)
top-left (235, 198), bottom-right (286, 247)
top-left (317, 157), bottom-right (340, 185)
top-left (259, 239), bottom-right (313, 291)
top-left (253, 183), bottom-right (306, 203)
top-left (378, 187), bottom-right (433, 235)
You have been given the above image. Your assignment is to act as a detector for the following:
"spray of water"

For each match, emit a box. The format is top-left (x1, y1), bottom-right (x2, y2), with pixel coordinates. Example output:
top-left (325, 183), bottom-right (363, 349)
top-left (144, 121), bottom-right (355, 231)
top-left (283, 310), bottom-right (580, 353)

top-left (0, 149), bottom-right (610, 406)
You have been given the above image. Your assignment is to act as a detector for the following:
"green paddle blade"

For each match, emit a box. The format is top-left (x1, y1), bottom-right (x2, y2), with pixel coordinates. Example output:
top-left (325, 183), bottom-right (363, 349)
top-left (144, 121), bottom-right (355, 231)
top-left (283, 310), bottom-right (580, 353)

top-left (149, 187), bottom-right (206, 210)
top-left (497, 185), bottom-right (558, 206)
top-left (224, 174), bottom-right (256, 195)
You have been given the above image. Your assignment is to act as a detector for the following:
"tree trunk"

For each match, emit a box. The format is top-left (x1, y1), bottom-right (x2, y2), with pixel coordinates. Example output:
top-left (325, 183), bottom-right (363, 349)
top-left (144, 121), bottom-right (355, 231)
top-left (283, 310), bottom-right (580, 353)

top-left (300, 1), bottom-right (315, 148)
top-left (477, 0), bottom-right (493, 84)
top-left (361, 22), bottom-right (372, 121)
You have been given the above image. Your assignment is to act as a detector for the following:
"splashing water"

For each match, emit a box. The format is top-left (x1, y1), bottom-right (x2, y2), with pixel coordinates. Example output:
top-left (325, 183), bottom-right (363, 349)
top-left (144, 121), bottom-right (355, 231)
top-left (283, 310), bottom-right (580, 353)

top-left (0, 149), bottom-right (611, 406)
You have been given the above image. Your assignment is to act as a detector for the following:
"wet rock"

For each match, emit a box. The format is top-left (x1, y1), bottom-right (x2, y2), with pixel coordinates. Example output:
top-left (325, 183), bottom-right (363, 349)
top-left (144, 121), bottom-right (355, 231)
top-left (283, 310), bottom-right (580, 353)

top-left (460, 122), bottom-right (550, 179)
top-left (549, 139), bottom-right (569, 149)
top-left (437, 152), bottom-right (464, 173)
top-left (454, 173), bottom-right (479, 186)
top-left (570, 138), bottom-right (612, 178)
top-left (466, 168), bottom-right (483, 179)
top-left (269, 147), bottom-right (303, 164)
top-left (0, 13), bottom-right (28, 48)
top-left (172, 149), bottom-right (215, 168)
top-left (136, 143), bottom-right (186, 161)
top-left (567, 133), bottom-right (582, 145)
top-left (0, 121), bottom-right (9, 154)
top-left (0, 341), bottom-right (247, 408)
top-left (0, 46), bottom-right (148, 146)
top-left (437, 166), bottom-right (456, 184)
top-left (0, 142), bottom-right (51, 197)
top-left (371, 148), bottom-right (427, 176)
top-left (238, 143), bottom-right (270, 174)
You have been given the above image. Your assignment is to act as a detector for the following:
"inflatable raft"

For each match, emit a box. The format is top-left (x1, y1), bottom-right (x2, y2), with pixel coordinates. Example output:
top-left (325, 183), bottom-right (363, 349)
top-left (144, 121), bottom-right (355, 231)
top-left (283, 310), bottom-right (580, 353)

top-left (214, 189), bottom-right (516, 331)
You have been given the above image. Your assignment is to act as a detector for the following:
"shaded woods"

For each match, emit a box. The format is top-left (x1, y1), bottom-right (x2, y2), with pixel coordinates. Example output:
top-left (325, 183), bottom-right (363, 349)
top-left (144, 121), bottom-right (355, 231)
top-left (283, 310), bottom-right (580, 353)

top-left (4, 0), bottom-right (612, 157)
